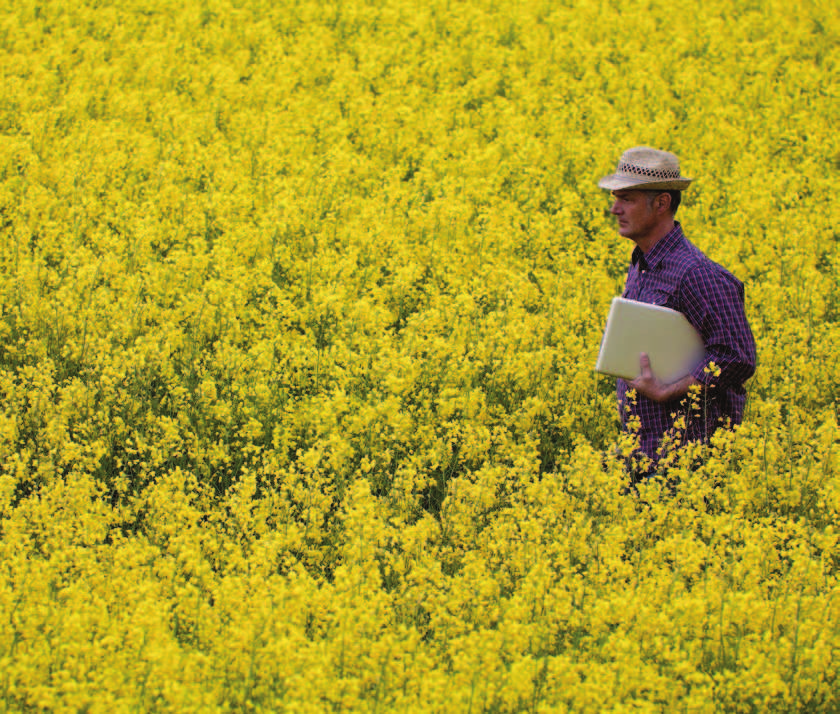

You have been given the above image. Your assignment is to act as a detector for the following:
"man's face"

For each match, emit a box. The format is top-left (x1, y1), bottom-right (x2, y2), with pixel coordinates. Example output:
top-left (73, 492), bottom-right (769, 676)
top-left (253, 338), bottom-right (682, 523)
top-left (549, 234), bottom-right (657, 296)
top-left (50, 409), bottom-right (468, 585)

top-left (609, 190), bottom-right (659, 242)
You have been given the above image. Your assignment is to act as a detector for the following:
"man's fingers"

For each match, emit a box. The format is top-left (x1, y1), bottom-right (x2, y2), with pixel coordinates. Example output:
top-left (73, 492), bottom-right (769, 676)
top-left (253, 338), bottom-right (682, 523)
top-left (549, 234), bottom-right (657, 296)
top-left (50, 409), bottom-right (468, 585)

top-left (639, 352), bottom-right (652, 376)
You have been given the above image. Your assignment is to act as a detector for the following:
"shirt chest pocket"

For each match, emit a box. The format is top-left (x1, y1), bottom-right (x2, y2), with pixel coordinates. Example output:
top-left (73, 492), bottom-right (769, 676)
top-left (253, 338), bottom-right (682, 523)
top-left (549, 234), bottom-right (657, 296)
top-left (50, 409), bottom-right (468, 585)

top-left (642, 286), bottom-right (677, 308)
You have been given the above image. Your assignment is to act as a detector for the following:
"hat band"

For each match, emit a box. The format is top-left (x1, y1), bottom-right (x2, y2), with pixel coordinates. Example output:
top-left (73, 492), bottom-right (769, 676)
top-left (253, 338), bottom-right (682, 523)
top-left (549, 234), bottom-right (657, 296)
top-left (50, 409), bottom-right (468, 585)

top-left (617, 161), bottom-right (682, 181)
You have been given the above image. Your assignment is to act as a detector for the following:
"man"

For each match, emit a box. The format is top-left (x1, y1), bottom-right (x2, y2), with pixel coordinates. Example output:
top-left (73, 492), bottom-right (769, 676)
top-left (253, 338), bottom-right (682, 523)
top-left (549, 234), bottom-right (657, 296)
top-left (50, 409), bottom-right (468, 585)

top-left (599, 146), bottom-right (756, 474)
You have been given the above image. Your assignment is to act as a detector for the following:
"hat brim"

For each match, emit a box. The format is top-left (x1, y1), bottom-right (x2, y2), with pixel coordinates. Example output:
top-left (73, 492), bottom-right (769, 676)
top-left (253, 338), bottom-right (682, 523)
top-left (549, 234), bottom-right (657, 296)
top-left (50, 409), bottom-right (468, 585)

top-left (599, 175), bottom-right (693, 191)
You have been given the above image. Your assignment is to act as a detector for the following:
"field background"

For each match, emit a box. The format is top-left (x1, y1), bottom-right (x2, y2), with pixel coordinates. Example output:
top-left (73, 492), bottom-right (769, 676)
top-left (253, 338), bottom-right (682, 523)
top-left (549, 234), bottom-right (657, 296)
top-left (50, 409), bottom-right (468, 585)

top-left (0, 0), bottom-right (838, 711)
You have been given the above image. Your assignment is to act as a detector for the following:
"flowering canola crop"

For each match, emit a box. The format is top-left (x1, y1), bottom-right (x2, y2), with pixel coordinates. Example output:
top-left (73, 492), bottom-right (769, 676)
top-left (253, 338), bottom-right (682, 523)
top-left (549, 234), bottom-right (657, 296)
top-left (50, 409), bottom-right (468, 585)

top-left (0, 0), bottom-right (838, 711)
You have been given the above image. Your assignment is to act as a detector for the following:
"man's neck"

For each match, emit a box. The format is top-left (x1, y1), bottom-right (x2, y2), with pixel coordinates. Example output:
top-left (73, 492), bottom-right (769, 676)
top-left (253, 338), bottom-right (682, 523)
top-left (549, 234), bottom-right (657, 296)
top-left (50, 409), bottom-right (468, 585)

top-left (634, 218), bottom-right (676, 255)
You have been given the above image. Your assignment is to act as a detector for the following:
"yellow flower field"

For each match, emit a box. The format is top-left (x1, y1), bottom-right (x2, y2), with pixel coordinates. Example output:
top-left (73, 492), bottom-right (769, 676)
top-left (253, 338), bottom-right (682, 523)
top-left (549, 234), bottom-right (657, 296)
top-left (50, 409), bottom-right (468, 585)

top-left (0, 0), bottom-right (838, 710)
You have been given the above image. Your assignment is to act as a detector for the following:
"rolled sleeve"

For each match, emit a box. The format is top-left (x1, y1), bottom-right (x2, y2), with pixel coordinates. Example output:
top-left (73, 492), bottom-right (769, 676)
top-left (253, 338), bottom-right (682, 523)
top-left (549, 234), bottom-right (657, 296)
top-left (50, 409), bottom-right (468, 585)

top-left (680, 263), bottom-right (757, 391)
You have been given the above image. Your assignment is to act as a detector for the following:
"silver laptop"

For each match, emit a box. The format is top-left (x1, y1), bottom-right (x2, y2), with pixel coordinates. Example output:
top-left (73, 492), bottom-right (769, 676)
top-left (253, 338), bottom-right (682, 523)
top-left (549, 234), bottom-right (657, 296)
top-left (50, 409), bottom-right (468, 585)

top-left (595, 297), bottom-right (704, 383)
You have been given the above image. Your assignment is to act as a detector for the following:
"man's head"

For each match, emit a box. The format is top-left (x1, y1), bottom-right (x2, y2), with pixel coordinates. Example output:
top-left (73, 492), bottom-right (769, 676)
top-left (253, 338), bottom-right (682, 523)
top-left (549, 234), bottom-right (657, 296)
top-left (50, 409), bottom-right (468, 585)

top-left (600, 147), bottom-right (692, 250)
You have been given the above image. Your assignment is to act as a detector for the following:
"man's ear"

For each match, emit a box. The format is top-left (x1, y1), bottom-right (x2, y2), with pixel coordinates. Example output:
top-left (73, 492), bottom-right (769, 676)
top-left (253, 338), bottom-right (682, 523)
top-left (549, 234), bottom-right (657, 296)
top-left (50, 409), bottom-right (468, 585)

top-left (658, 192), bottom-right (672, 214)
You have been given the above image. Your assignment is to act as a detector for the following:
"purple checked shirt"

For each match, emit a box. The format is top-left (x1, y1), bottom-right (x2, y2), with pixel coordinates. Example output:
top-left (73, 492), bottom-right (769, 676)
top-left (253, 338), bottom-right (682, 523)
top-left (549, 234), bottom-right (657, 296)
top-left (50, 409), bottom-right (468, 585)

top-left (617, 222), bottom-right (756, 463)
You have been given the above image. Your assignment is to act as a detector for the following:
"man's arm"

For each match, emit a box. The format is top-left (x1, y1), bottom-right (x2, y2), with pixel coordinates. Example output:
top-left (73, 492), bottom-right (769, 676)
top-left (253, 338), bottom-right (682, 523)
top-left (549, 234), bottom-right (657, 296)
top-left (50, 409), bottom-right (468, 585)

top-left (679, 264), bottom-right (757, 391)
top-left (629, 352), bottom-right (700, 403)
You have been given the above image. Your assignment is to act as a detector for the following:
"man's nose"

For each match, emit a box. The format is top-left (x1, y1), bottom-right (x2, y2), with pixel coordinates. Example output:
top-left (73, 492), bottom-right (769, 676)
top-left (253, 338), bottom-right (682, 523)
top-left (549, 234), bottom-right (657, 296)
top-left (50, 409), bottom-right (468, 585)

top-left (610, 201), bottom-right (620, 215)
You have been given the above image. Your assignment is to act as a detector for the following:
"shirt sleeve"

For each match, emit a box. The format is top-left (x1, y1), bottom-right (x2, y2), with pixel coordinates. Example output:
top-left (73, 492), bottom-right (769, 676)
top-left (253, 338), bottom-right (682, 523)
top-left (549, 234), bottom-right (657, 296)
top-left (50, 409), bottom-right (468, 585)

top-left (678, 263), bottom-right (757, 390)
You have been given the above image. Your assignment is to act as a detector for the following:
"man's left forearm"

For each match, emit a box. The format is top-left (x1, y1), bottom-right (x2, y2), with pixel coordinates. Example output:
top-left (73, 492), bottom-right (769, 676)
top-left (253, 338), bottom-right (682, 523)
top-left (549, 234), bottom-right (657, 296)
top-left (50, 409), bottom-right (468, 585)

top-left (629, 353), bottom-right (701, 403)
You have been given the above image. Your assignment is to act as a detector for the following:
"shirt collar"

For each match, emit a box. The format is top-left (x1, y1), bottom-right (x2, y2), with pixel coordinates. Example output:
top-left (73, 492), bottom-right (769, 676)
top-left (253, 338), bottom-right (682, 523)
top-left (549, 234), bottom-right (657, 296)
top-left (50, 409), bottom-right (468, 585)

top-left (631, 222), bottom-right (685, 271)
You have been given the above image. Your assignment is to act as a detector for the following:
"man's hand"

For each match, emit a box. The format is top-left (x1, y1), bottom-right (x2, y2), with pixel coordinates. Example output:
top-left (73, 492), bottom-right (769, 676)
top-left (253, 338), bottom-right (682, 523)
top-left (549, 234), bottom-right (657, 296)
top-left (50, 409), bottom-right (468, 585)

top-left (628, 353), bottom-right (668, 402)
top-left (628, 353), bottom-right (700, 403)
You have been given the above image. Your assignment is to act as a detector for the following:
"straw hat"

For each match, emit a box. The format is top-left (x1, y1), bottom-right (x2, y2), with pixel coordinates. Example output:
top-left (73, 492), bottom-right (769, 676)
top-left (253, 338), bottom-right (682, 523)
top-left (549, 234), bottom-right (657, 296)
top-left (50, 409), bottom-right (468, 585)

top-left (598, 146), bottom-right (693, 191)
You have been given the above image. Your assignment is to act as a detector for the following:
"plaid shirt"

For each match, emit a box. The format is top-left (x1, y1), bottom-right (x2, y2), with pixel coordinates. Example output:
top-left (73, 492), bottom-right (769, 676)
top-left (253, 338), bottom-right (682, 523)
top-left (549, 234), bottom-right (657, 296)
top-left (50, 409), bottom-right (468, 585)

top-left (617, 222), bottom-right (756, 463)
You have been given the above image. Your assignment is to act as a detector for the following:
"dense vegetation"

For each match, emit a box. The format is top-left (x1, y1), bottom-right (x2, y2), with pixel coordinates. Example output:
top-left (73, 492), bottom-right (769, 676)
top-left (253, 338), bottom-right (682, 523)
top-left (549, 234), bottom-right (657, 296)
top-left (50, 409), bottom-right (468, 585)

top-left (0, 0), bottom-right (837, 710)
